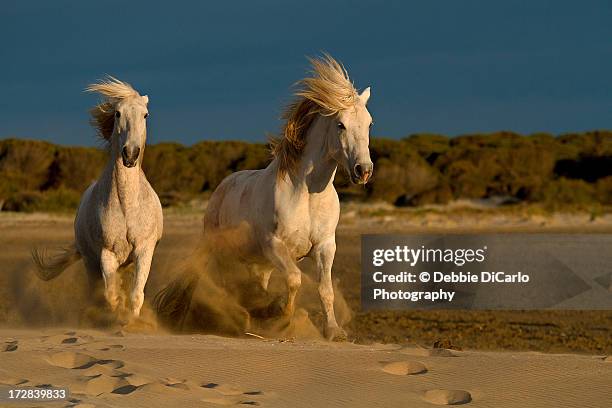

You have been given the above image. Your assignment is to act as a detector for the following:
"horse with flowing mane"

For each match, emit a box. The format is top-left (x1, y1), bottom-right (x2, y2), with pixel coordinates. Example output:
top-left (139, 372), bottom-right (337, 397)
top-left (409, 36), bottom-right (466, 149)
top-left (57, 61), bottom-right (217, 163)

top-left (32, 77), bottom-right (163, 319)
top-left (156, 54), bottom-right (373, 340)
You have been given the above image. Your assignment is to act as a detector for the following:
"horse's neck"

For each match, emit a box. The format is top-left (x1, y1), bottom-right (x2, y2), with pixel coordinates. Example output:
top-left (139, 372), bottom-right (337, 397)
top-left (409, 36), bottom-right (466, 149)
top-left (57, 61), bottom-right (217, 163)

top-left (292, 118), bottom-right (337, 195)
top-left (102, 143), bottom-right (141, 211)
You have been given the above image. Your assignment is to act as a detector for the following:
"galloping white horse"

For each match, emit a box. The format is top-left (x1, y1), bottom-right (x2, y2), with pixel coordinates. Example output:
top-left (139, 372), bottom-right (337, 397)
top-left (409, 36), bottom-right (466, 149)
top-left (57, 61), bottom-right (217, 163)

top-left (157, 55), bottom-right (373, 340)
top-left (33, 77), bottom-right (163, 318)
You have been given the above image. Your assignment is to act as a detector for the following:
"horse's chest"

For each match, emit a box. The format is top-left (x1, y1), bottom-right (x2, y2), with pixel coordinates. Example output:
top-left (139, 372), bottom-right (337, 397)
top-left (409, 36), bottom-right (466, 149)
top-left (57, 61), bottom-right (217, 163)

top-left (276, 203), bottom-right (335, 259)
top-left (100, 211), bottom-right (153, 261)
top-left (273, 208), bottom-right (308, 257)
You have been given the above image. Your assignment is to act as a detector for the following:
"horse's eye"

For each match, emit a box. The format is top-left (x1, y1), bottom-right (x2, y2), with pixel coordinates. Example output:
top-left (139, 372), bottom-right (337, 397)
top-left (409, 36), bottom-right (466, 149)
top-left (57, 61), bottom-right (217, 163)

top-left (144, 113), bottom-right (149, 119)
top-left (337, 122), bottom-right (346, 130)
top-left (115, 111), bottom-right (121, 118)
top-left (369, 121), bottom-right (374, 128)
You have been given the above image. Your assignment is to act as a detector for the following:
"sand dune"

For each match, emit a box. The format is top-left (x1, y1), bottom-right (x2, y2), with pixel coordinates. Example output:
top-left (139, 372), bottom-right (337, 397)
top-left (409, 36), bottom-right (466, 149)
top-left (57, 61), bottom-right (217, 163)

top-left (1, 328), bottom-right (610, 407)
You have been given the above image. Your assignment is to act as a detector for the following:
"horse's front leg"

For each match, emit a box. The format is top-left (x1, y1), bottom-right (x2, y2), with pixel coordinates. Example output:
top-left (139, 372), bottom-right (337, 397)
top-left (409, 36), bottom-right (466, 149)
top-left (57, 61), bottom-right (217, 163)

top-left (265, 237), bottom-right (302, 318)
top-left (100, 248), bottom-right (120, 312)
top-left (130, 242), bottom-right (155, 317)
top-left (313, 238), bottom-right (346, 341)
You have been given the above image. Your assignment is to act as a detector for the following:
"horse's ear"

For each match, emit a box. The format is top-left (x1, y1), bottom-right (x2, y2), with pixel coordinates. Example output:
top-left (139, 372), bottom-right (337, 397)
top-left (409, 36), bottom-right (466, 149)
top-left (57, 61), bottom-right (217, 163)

top-left (359, 87), bottom-right (371, 104)
top-left (142, 95), bottom-right (149, 105)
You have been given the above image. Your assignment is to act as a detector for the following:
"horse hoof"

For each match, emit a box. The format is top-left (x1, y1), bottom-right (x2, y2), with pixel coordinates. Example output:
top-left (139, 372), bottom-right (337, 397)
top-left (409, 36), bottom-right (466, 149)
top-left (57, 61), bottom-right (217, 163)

top-left (325, 326), bottom-right (347, 342)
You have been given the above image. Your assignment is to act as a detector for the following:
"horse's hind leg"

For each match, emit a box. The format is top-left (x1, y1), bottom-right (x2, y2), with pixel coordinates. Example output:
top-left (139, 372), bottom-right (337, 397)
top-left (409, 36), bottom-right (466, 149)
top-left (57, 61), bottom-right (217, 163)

top-left (82, 256), bottom-right (102, 301)
top-left (100, 249), bottom-right (120, 312)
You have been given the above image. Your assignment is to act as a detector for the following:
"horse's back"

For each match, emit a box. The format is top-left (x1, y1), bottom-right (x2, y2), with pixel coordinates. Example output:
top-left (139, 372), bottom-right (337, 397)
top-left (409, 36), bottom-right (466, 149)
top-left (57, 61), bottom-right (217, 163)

top-left (204, 169), bottom-right (266, 228)
top-left (76, 182), bottom-right (96, 218)
top-left (74, 181), bottom-right (102, 259)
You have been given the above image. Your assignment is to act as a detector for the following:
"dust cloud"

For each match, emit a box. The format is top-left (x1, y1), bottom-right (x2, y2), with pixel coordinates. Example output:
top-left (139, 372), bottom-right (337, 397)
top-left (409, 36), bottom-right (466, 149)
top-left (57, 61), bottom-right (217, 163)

top-left (5, 229), bottom-right (352, 340)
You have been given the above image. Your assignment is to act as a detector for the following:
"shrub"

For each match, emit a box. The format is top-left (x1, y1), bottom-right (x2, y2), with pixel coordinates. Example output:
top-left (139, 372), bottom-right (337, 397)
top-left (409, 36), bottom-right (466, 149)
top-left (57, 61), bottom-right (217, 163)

top-left (3, 188), bottom-right (81, 213)
top-left (1, 132), bottom-right (611, 211)
top-left (595, 176), bottom-right (612, 205)
top-left (534, 178), bottom-right (596, 210)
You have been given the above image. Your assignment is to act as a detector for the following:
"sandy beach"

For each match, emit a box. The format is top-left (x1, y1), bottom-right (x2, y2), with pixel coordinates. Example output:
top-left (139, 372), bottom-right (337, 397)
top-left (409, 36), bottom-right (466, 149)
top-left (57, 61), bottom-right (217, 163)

top-left (1, 328), bottom-right (611, 408)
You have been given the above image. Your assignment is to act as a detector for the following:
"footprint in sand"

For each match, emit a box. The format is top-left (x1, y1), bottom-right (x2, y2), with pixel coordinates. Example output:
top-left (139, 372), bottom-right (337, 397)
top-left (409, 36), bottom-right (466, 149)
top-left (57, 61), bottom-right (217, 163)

top-left (97, 343), bottom-right (125, 352)
top-left (83, 374), bottom-right (138, 396)
top-left (47, 351), bottom-right (124, 371)
top-left (48, 352), bottom-right (97, 369)
top-left (423, 389), bottom-right (472, 405)
top-left (45, 352), bottom-right (137, 398)
top-left (41, 334), bottom-right (89, 347)
top-left (0, 376), bottom-right (29, 386)
top-left (80, 370), bottom-right (151, 389)
top-left (201, 383), bottom-right (264, 406)
top-left (100, 359), bottom-right (124, 369)
top-left (382, 361), bottom-right (427, 375)
top-left (65, 397), bottom-right (88, 406)
top-left (125, 377), bottom-right (200, 394)
top-left (202, 383), bottom-right (245, 396)
top-left (200, 383), bottom-right (265, 406)
top-left (3, 340), bottom-right (18, 352)
top-left (3, 344), bottom-right (18, 352)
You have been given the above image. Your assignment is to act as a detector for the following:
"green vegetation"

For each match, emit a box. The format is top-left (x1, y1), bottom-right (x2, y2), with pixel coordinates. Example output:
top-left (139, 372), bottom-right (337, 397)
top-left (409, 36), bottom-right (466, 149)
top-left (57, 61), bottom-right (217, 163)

top-left (1, 131), bottom-right (611, 212)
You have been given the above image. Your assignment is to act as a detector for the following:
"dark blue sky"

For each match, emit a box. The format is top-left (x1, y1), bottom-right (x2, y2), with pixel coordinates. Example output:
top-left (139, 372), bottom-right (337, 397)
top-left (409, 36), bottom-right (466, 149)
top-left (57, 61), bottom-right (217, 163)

top-left (1, 1), bottom-right (611, 146)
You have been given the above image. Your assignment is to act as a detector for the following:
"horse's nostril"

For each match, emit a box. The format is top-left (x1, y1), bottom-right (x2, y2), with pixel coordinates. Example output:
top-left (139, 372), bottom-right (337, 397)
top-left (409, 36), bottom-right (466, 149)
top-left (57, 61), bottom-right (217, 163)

top-left (134, 147), bottom-right (141, 158)
top-left (354, 163), bottom-right (363, 177)
top-left (354, 162), bottom-right (373, 182)
top-left (122, 146), bottom-right (128, 158)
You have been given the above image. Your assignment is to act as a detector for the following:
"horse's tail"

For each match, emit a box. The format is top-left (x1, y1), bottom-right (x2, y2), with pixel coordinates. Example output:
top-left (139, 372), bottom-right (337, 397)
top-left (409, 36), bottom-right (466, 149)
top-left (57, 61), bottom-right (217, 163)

top-left (31, 244), bottom-right (81, 281)
top-left (154, 268), bottom-right (201, 330)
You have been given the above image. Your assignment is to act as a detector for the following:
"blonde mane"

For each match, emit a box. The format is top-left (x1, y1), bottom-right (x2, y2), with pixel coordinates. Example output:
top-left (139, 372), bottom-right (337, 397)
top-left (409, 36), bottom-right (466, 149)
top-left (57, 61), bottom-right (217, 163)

top-left (272, 54), bottom-right (358, 176)
top-left (85, 76), bottom-right (140, 142)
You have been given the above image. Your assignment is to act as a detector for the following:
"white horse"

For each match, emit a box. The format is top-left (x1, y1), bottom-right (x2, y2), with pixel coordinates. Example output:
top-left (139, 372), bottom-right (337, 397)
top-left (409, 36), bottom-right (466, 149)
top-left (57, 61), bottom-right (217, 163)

top-left (32, 77), bottom-right (163, 318)
top-left (157, 55), bottom-right (373, 340)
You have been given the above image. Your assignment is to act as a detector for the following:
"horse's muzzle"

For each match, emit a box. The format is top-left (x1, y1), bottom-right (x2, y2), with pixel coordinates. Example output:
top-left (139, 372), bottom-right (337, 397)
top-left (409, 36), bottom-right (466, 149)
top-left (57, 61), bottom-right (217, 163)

top-left (122, 146), bottom-right (140, 168)
top-left (352, 162), bottom-right (373, 184)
